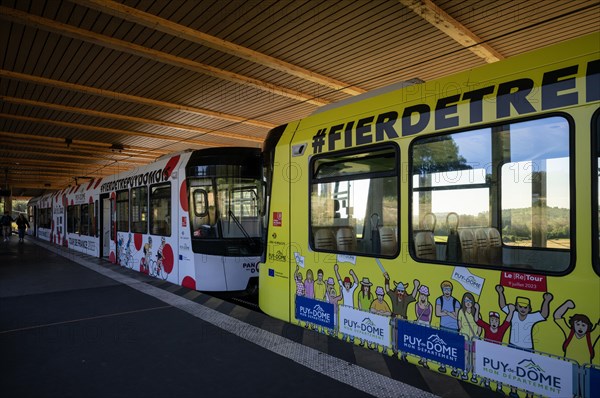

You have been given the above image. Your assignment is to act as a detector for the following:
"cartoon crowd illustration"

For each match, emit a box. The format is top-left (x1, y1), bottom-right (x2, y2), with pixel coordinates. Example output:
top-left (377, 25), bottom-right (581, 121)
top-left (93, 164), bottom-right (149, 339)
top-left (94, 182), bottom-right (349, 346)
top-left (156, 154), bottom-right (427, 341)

top-left (293, 262), bottom-right (600, 397)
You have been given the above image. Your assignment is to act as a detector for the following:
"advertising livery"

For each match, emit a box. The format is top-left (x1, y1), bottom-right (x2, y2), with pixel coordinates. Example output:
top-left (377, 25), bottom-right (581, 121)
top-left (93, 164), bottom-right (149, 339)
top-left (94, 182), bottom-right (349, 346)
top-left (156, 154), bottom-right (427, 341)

top-left (29, 147), bottom-right (264, 294)
top-left (259, 33), bottom-right (600, 398)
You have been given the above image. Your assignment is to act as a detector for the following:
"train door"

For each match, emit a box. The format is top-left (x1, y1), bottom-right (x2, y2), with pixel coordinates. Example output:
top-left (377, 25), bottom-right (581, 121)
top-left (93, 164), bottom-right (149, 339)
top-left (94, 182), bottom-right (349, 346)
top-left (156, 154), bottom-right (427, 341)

top-left (58, 197), bottom-right (66, 245)
top-left (29, 205), bottom-right (36, 237)
top-left (219, 183), bottom-right (263, 291)
top-left (100, 194), bottom-right (111, 258)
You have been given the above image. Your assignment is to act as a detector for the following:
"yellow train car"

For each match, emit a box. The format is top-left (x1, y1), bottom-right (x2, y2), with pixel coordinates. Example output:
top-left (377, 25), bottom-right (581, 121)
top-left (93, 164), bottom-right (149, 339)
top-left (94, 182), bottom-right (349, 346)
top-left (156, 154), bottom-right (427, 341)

top-left (260, 33), bottom-right (599, 398)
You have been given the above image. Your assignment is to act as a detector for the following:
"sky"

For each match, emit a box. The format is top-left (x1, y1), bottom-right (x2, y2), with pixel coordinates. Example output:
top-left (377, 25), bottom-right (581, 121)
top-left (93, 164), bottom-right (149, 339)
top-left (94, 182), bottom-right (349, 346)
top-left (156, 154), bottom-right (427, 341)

top-left (320, 117), bottom-right (572, 220)
top-left (415, 117), bottom-right (570, 215)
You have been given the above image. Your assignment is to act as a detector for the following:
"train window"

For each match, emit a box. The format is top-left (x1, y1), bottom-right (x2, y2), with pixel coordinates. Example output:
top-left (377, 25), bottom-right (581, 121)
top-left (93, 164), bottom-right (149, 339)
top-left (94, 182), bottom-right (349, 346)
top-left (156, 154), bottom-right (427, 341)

top-left (39, 208), bottom-right (51, 229)
top-left (150, 183), bottom-right (171, 237)
top-left (189, 180), bottom-right (216, 238)
top-left (81, 204), bottom-right (89, 236)
top-left (309, 144), bottom-right (399, 257)
top-left (193, 189), bottom-right (209, 217)
top-left (410, 116), bottom-right (571, 273)
top-left (93, 200), bottom-right (98, 237)
top-left (42, 208), bottom-right (48, 229)
top-left (116, 190), bottom-right (129, 232)
top-left (131, 186), bottom-right (148, 234)
top-left (67, 206), bottom-right (72, 233)
top-left (218, 177), bottom-right (263, 239)
top-left (67, 205), bottom-right (81, 234)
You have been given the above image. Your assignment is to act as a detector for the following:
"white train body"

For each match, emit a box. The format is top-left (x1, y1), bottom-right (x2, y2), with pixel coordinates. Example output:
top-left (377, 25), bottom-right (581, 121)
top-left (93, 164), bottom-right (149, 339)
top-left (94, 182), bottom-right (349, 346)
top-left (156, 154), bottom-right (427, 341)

top-left (28, 148), bottom-right (263, 292)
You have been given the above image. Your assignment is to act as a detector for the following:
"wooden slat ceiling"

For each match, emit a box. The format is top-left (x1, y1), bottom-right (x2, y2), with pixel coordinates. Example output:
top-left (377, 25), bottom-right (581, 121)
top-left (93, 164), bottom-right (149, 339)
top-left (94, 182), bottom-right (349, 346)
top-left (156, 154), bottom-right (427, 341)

top-left (1, 0), bottom-right (599, 197)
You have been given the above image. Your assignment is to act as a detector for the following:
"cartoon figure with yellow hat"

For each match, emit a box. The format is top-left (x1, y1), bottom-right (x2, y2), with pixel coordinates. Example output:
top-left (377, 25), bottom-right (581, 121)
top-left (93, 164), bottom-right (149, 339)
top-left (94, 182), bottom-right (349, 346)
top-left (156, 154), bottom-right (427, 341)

top-left (496, 285), bottom-right (553, 350)
top-left (495, 286), bottom-right (553, 398)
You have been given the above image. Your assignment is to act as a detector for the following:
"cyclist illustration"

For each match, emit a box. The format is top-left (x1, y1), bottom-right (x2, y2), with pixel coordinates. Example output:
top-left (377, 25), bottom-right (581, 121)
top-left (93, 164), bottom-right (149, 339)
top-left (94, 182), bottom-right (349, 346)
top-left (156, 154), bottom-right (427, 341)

top-left (145, 237), bottom-right (168, 280)
top-left (117, 234), bottom-right (124, 262)
top-left (119, 233), bottom-right (133, 268)
top-left (141, 236), bottom-right (152, 273)
top-left (142, 237), bottom-right (169, 279)
top-left (155, 237), bottom-right (166, 276)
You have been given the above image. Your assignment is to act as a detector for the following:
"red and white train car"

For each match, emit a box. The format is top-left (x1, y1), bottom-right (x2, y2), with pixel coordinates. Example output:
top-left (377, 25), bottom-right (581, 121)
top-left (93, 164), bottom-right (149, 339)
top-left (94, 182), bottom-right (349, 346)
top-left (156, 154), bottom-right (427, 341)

top-left (29, 147), bottom-right (264, 293)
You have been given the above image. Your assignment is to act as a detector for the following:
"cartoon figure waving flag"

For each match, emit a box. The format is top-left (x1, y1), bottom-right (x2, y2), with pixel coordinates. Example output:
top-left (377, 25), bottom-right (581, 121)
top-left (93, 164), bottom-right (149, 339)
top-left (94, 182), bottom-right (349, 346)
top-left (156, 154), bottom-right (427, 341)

top-left (452, 266), bottom-right (485, 296)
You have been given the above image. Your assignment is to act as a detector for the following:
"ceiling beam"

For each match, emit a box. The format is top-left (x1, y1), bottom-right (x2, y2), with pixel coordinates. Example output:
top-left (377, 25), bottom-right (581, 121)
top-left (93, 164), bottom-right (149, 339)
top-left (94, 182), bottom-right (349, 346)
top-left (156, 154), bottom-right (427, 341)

top-left (0, 161), bottom-right (111, 174)
top-left (0, 69), bottom-right (277, 129)
top-left (2, 138), bottom-right (159, 160)
top-left (0, 6), bottom-right (330, 106)
top-left (398, 0), bottom-right (504, 63)
top-left (0, 160), bottom-right (136, 176)
top-left (2, 168), bottom-right (103, 178)
top-left (6, 175), bottom-right (97, 183)
top-left (6, 176), bottom-right (75, 184)
top-left (5, 182), bottom-right (68, 190)
top-left (3, 168), bottom-right (113, 185)
top-left (1, 163), bottom-right (134, 188)
top-left (1, 96), bottom-right (263, 143)
top-left (1, 147), bottom-right (148, 165)
top-left (0, 113), bottom-right (232, 148)
top-left (74, 0), bottom-right (366, 96)
top-left (0, 131), bottom-right (172, 156)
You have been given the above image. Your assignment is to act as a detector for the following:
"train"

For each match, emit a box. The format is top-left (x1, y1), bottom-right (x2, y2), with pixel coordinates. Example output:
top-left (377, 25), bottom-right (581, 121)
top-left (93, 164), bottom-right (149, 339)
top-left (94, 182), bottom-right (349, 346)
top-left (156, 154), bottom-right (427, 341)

top-left (259, 32), bottom-right (600, 398)
top-left (25, 32), bottom-right (599, 398)
top-left (28, 147), bottom-right (264, 293)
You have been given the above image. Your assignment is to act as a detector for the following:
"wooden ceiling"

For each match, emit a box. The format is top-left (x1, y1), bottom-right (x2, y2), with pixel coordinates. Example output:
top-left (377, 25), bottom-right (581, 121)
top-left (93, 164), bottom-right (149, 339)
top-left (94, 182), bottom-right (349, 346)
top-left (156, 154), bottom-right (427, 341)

top-left (1, 0), bottom-right (599, 198)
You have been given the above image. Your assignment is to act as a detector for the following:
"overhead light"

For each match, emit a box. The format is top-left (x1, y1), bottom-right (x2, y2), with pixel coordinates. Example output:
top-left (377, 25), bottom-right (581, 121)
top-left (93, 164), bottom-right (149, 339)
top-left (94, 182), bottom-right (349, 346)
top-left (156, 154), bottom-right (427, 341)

top-left (73, 176), bottom-right (92, 185)
top-left (110, 143), bottom-right (124, 152)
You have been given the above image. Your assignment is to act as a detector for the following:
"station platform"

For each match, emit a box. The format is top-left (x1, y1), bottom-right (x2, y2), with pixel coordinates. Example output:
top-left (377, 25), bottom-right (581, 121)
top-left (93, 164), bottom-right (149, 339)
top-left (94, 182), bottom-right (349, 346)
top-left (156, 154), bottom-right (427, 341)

top-left (1, 236), bottom-right (504, 398)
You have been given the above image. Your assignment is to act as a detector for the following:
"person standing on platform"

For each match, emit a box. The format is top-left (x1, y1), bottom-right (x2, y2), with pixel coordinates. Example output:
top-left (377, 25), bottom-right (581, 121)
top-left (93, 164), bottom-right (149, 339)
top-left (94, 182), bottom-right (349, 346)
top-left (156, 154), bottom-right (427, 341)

top-left (1, 211), bottom-right (13, 242)
top-left (16, 214), bottom-right (29, 243)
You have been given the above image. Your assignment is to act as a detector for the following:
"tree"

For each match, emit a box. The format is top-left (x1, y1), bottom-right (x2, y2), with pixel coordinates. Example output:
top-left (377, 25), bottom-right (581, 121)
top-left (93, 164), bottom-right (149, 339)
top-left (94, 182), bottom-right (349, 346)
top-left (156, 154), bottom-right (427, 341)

top-left (412, 136), bottom-right (470, 174)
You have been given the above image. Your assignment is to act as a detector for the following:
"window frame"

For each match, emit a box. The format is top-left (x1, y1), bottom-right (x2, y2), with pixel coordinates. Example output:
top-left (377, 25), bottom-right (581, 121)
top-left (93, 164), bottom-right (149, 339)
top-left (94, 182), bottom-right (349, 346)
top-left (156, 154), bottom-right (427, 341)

top-left (67, 204), bottom-right (80, 234)
top-left (116, 189), bottom-right (129, 232)
top-left (81, 203), bottom-right (89, 236)
top-left (149, 182), bottom-right (171, 237)
top-left (408, 113), bottom-right (575, 275)
top-left (217, 178), bottom-right (263, 239)
top-left (193, 189), bottom-right (209, 217)
top-left (592, 108), bottom-right (600, 276)
top-left (130, 186), bottom-right (148, 234)
top-left (308, 142), bottom-right (400, 258)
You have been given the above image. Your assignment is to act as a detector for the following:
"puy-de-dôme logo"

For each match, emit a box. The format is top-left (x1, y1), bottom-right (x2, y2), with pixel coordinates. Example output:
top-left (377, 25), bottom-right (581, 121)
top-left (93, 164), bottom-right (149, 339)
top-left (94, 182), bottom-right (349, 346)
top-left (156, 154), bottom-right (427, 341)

top-left (452, 270), bottom-right (483, 291)
top-left (403, 333), bottom-right (459, 360)
top-left (343, 317), bottom-right (385, 337)
top-left (482, 357), bottom-right (562, 391)
top-left (268, 250), bottom-right (287, 262)
top-left (516, 359), bottom-right (561, 390)
top-left (299, 303), bottom-right (331, 323)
